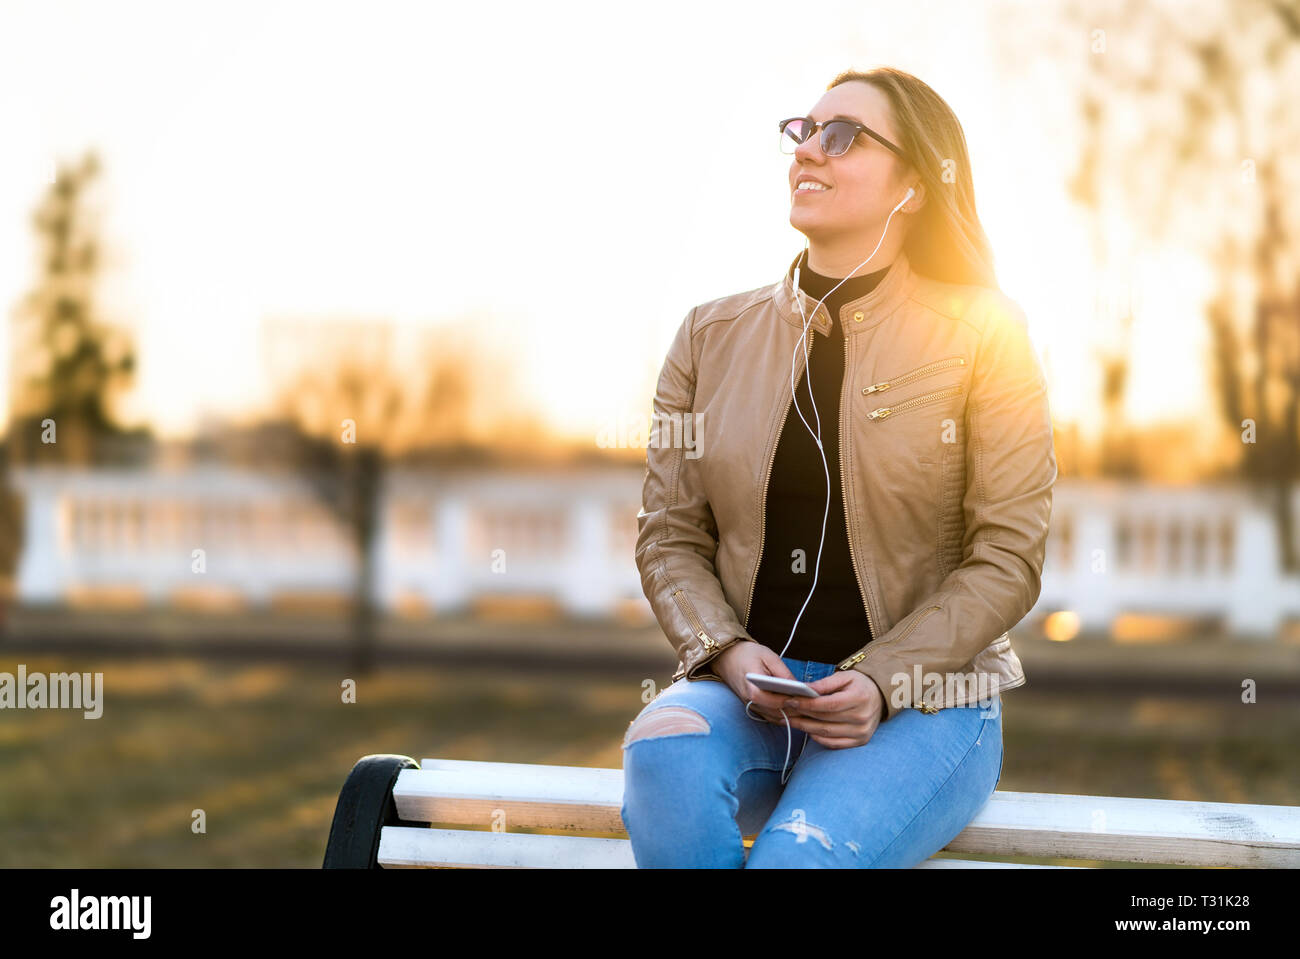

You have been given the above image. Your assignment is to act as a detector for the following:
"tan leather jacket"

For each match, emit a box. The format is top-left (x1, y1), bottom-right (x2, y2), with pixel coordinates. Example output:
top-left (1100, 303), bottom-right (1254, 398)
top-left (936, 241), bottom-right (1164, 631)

top-left (634, 248), bottom-right (1057, 720)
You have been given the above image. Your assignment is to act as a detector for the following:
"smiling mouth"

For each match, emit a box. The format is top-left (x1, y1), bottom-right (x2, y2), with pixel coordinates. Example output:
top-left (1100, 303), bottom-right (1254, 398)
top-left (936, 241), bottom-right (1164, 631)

top-left (794, 183), bottom-right (831, 195)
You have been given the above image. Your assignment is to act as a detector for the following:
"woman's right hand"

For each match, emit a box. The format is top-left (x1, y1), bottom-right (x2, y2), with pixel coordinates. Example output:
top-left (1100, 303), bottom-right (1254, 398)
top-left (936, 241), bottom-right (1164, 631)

top-left (711, 640), bottom-right (800, 723)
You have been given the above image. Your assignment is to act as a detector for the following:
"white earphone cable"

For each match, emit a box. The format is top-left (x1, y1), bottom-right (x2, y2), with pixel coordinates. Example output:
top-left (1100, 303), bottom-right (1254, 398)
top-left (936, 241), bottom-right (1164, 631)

top-left (746, 188), bottom-right (914, 784)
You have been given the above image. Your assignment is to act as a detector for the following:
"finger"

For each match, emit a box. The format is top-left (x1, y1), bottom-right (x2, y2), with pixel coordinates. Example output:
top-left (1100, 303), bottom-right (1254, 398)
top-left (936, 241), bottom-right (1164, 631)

top-left (758, 654), bottom-right (797, 680)
top-left (739, 672), bottom-right (783, 703)
top-left (793, 718), bottom-right (862, 737)
top-left (794, 685), bottom-right (850, 713)
top-left (793, 691), bottom-right (854, 714)
top-left (749, 687), bottom-right (795, 712)
top-left (810, 734), bottom-right (864, 749)
top-left (786, 684), bottom-right (858, 713)
top-left (750, 700), bottom-right (794, 722)
top-left (759, 696), bottom-right (790, 722)
top-left (806, 671), bottom-right (854, 695)
top-left (803, 673), bottom-right (873, 713)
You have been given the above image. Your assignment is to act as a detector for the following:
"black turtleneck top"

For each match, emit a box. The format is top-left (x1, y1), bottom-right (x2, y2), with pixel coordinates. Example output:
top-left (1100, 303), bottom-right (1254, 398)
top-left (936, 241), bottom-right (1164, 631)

top-left (745, 250), bottom-right (890, 664)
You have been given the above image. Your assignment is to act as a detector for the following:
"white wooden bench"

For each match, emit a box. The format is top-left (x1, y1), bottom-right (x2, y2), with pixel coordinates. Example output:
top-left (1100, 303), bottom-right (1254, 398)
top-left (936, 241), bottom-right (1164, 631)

top-left (322, 754), bottom-right (1300, 868)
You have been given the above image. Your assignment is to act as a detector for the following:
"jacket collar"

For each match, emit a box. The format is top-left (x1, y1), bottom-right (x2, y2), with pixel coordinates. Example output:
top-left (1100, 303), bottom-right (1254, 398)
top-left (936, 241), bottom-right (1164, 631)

top-left (773, 246), bottom-right (918, 335)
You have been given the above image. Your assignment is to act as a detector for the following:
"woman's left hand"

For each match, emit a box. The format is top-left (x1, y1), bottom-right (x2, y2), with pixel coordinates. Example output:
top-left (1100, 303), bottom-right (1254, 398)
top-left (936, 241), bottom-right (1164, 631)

top-left (782, 671), bottom-right (884, 748)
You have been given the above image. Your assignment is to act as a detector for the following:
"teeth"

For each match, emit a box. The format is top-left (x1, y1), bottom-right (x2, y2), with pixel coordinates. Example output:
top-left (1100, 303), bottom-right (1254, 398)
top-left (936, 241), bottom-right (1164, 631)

top-left (797, 181), bottom-right (829, 191)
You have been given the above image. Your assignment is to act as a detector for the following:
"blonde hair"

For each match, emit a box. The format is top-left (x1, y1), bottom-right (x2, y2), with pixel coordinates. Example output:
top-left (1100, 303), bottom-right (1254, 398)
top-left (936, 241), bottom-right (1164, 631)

top-left (828, 67), bottom-right (998, 289)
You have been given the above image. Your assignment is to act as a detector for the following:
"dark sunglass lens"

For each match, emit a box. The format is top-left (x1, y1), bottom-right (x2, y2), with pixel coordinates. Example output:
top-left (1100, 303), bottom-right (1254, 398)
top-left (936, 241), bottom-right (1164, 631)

top-left (823, 121), bottom-right (858, 156)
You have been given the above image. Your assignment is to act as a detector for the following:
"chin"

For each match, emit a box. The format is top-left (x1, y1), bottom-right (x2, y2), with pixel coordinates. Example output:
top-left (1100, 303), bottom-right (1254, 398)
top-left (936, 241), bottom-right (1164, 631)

top-left (788, 209), bottom-right (820, 230)
top-left (789, 216), bottom-right (826, 241)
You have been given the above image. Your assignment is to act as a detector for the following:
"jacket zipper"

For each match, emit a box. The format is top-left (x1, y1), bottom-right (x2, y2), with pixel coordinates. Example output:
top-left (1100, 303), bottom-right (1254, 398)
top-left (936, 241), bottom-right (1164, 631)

top-left (867, 383), bottom-right (963, 421)
top-left (837, 603), bottom-right (942, 683)
top-left (862, 356), bottom-right (964, 395)
top-left (838, 329), bottom-right (882, 656)
top-left (672, 587), bottom-right (716, 652)
top-left (743, 318), bottom-right (817, 628)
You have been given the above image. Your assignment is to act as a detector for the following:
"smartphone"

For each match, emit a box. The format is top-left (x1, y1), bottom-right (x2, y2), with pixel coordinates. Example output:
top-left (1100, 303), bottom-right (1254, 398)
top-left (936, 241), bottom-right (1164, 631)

top-left (745, 673), bottom-right (819, 698)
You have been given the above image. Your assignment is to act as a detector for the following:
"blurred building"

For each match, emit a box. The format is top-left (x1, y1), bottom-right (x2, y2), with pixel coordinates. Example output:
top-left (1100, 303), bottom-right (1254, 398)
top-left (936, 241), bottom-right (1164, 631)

top-left (7, 463), bottom-right (1300, 641)
top-left (7, 462), bottom-right (646, 623)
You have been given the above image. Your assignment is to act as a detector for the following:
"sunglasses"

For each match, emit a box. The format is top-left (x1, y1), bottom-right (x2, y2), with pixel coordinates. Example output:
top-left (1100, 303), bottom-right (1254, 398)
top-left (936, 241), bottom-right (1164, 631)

top-left (778, 115), bottom-right (910, 163)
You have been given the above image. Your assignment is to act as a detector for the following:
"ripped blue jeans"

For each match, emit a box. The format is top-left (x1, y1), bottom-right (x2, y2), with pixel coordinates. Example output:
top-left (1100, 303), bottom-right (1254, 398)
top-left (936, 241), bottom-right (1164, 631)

top-left (619, 656), bottom-right (1003, 868)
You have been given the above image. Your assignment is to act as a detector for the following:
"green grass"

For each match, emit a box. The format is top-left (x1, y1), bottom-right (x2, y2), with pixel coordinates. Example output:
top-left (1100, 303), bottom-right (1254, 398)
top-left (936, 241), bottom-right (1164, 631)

top-left (0, 654), bottom-right (1295, 867)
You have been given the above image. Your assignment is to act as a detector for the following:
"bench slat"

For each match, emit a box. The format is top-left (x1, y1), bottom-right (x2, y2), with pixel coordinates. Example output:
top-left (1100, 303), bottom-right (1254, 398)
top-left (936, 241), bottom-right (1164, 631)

top-left (396, 766), bottom-right (624, 833)
top-left (379, 826), bottom-right (636, 868)
top-left (400, 760), bottom-right (1300, 867)
top-left (950, 791), bottom-right (1300, 867)
top-left (375, 827), bottom-right (1082, 869)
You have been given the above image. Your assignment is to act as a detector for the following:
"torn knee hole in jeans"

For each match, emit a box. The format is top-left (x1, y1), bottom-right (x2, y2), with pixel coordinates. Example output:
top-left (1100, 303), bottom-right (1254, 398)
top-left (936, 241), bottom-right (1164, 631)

top-left (766, 814), bottom-right (838, 852)
top-left (623, 705), bottom-right (711, 747)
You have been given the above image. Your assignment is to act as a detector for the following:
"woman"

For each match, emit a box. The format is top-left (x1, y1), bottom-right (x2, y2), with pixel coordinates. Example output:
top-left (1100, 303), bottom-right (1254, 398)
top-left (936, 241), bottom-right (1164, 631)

top-left (621, 66), bottom-right (1057, 867)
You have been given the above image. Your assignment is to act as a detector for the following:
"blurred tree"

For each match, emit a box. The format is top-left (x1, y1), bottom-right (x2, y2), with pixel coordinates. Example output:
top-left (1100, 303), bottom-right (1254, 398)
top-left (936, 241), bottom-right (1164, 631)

top-left (1045, 0), bottom-right (1300, 569)
top-left (1, 151), bottom-right (150, 625)
top-left (0, 439), bottom-right (22, 633)
top-left (7, 150), bottom-right (150, 467)
top-left (264, 318), bottom-right (523, 675)
top-left (1095, 315), bottom-right (1138, 478)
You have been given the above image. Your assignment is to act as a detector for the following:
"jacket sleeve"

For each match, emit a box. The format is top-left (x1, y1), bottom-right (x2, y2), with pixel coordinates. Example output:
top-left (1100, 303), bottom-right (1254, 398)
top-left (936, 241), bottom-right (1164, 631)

top-left (846, 292), bottom-right (1057, 720)
top-left (635, 306), bottom-right (757, 681)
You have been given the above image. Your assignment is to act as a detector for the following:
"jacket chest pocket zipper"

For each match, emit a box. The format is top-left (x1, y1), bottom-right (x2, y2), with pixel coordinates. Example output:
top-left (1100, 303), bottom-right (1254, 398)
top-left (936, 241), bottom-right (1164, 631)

top-left (672, 588), bottom-right (717, 651)
top-left (862, 356), bottom-right (964, 395)
top-left (867, 383), bottom-right (963, 421)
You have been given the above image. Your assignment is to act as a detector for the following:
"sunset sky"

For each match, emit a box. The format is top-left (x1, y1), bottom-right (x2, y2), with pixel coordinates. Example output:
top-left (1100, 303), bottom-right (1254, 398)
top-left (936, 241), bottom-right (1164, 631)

top-left (0, 0), bottom-right (1221, 447)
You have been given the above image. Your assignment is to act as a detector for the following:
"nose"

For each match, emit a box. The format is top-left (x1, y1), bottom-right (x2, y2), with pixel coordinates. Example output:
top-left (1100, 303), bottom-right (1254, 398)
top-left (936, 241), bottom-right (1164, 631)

top-left (793, 127), bottom-right (824, 163)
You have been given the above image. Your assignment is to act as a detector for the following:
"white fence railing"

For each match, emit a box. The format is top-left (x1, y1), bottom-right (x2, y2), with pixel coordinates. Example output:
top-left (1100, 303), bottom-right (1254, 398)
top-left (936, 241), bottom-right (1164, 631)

top-left (9, 467), bottom-right (1300, 639)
